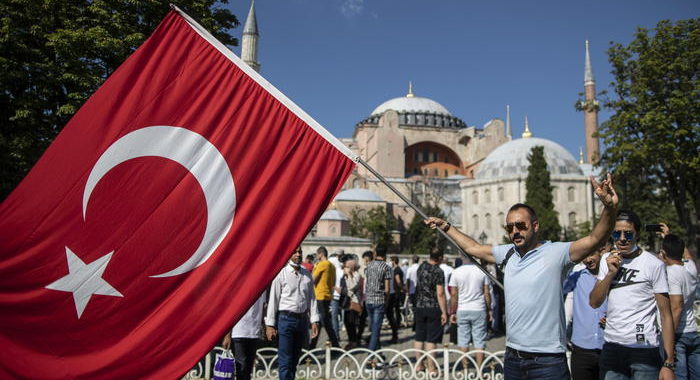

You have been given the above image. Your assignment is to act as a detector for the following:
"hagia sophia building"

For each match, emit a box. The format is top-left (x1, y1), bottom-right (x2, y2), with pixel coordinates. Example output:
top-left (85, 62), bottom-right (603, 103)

top-left (239, 2), bottom-right (602, 254)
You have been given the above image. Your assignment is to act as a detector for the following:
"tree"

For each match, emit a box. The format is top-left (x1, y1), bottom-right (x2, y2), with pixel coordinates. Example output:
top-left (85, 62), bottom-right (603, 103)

top-left (524, 145), bottom-right (562, 241)
top-left (348, 207), bottom-right (395, 249)
top-left (404, 204), bottom-right (447, 255)
top-left (0, 0), bottom-right (239, 199)
top-left (599, 18), bottom-right (699, 251)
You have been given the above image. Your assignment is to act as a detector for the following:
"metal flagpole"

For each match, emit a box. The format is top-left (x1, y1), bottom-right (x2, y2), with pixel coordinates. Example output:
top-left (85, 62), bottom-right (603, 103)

top-left (357, 158), bottom-right (504, 290)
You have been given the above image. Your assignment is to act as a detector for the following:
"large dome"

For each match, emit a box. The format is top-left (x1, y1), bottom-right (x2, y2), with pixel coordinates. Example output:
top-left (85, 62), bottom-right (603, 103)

top-left (476, 137), bottom-right (583, 180)
top-left (371, 96), bottom-right (452, 117)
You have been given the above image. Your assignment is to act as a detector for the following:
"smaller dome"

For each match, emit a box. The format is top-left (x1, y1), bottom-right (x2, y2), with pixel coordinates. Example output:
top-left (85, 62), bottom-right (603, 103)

top-left (476, 137), bottom-right (583, 180)
top-left (320, 209), bottom-right (348, 221)
top-left (371, 96), bottom-right (452, 117)
top-left (335, 188), bottom-right (384, 202)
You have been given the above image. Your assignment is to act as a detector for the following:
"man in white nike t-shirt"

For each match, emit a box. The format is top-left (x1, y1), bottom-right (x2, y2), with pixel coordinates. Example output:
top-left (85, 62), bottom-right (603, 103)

top-left (661, 234), bottom-right (699, 380)
top-left (590, 209), bottom-right (675, 380)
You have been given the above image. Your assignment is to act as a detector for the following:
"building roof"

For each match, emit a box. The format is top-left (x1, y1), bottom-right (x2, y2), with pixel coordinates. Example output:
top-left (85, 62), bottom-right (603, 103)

top-left (319, 209), bottom-right (349, 221)
top-left (475, 137), bottom-right (583, 180)
top-left (334, 188), bottom-right (384, 202)
top-left (370, 95), bottom-right (452, 117)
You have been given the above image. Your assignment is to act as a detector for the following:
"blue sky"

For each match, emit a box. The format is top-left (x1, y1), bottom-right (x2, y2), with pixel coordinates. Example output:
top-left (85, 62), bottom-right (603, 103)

top-left (225, 0), bottom-right (698, 160)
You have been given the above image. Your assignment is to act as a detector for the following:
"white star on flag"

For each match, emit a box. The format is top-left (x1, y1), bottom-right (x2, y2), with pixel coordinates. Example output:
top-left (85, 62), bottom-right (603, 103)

top-left (46, 247), bottom-right (123, 318)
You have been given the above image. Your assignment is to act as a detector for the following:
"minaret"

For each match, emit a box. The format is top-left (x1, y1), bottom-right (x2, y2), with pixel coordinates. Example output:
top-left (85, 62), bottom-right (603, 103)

top-left (506, 105), bottom-right (512, 139)
top-left (522, 115), bottom-right (532, 138)
top-left (241, 0), bottom-right (260, 72)
top-left (583, 40), bottom-right (599, 163)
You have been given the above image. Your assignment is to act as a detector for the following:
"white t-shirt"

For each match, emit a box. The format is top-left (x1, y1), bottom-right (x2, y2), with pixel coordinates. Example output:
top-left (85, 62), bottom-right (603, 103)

top-left (440, 263), bottom-right (454, 302)
top-left (406, 263), bottom-right (419, 294)
top-left (329, 257), bottom-right (344, 300)
top-left (231, 291), bottom-right (266, 339)
top-left (667, 264), bottom-right (698, 334)
top-left (683, 259), bottom-right (698, 278)
top-left (598, 250), bottom-right (668, 347)
top-left (448, 263), bottom-right (489, 311)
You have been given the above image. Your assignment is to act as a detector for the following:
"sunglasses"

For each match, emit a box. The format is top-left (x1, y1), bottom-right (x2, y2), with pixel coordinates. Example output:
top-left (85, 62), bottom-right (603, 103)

top-left (612, 230), bottom-right (634, 241)
top-left (504, 222), bottom-right (529, 233)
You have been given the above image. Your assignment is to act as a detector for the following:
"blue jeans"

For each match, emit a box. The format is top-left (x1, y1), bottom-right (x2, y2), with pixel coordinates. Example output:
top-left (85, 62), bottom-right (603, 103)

top-left (277, 312), bottom-right (309, 380)
top-left (504, 348), bottom-right (570, 380)
top-left (676, 331), bottom-right (700, 380)
top-left (600, 342), bottom-right (661, 380)
top-left (366, 303), bottom-right (385, 351)
top-left (331, 299), bottom-right (341, 340)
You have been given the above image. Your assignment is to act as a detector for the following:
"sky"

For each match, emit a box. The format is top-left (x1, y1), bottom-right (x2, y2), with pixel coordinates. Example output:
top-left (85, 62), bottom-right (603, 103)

top-left (225, 0), bottom-right (699, 160)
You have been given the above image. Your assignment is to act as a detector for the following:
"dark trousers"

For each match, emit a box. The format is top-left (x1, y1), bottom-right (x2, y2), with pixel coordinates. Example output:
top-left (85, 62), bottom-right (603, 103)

top-left (310, 299), bottom-right (339, 348)
top-left (571, 344), bottom-right (601, 380)
top-left (277, 312), bottom-right (309, 380)
top-left (232, 338), bottom-right (258, 380)
top-left (504, 347), bottom-right (570, 380)
top-left (386, 293), bottom-right (402, 338)
top-left (358, 302), bottom-right (368, 340)
top-left (343, 309), bottom-right (360, 345)
top-left (599, 342), bottom-right (661, 379)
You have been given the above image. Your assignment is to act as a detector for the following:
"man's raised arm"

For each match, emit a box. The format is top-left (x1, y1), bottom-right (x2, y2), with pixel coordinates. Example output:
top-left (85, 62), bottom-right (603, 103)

top-left (424, 217), bottom-right (495, 264)
top-left (570, 173), bottom-right (619, 263)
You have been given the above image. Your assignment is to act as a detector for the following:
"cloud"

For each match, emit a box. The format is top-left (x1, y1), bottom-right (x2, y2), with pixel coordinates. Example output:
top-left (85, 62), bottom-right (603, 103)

top-left (340, 0), bottom-right (364, 17)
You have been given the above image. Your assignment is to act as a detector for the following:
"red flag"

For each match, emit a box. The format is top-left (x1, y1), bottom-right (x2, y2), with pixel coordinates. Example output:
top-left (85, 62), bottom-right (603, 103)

top-left (0, 7), bottom-right (355, 378)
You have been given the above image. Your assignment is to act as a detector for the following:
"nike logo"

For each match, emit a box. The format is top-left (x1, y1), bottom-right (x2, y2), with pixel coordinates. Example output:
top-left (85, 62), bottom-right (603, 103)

top-left (610, 281), bottom-right (645, 289)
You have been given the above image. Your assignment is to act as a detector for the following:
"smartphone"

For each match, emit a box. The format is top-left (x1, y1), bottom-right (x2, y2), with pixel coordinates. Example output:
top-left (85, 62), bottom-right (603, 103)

top-left (645, 224), bottom-right (663, 232)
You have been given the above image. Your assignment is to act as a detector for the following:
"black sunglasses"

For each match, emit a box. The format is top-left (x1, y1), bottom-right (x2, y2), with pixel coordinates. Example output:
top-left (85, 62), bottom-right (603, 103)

top-left (504, 222), bottom-right (529, 233)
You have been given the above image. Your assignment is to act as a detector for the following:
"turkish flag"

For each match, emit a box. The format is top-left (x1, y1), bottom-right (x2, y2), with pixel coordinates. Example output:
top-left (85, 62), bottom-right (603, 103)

top-left (0, 8), bottom-right (355, 379)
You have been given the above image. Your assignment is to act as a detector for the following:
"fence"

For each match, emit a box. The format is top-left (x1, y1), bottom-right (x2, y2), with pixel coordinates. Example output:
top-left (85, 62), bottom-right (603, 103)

top-left (183, 343), bottom-right (506, 380)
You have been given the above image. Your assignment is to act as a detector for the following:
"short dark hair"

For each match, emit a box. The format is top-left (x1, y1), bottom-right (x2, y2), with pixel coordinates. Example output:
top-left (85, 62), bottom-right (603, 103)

top-left (616, 209), bottom-right (641, 232)
top-left (317, 246), bottom-right (328, 256)
top-left (412, 255), bottom-right (420, 264)
top-left (508, 203), bottom-right (538, 222)
top-left (662, 234), bottom-right (685, 261)
top-left (375, 245), bottom-right (387, 258)
top-left (362, 250), bottom-right (374, 259)
top-left (429, 247), bottom-right (443, 261)
top-left (305, 254), bottom-right (314, 262)
top-left (390, 256), bottom-right (399, 264)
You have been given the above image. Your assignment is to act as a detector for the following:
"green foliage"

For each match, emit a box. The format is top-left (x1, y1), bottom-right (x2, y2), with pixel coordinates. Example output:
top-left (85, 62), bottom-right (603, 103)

top-left (564, 221), bottom-right (592, 241)
top-left (599, 18), bottom-right (699, 251)
top-left (524, 145), bottom-right (562, 241)
top-left (404, 205), bottom-right (447, 255)
top-left (0, 0), bottom-right (239, 199)
top-left (347, 207), bottom-right (396, 249)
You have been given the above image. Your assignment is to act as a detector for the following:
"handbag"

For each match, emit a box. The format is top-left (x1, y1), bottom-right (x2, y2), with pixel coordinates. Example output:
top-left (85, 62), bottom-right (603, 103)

top-left (212, 349), bottom-right (235, 380)
top-left (349, 301), bottom-right (363, 314)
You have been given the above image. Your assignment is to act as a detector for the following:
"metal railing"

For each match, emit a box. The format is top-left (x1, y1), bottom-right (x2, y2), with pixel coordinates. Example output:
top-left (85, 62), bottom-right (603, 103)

top-left (183, 343), bottom-right (506, 380)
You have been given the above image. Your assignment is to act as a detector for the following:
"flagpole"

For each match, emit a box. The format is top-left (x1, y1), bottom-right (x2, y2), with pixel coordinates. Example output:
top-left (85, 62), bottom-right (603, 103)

top-left (357, 158), bottom-right (504, 291)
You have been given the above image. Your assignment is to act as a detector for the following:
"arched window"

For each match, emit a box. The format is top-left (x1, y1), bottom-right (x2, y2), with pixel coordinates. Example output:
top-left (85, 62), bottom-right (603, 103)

top-left (472, 214), bottom-right (479, 230)
top-left (498, 187), bottom-right (504, 202)
top-left (553, 187), bottom-right (559, 202)
top-left (485, 213), bottom-right (492, 229)
top-left (472, 190), bottom-right (479, 205)
top-left (567, 187), bottom-right (575, 202)
top-left (485, 189), bottom-right (491, 203)
top-left (569, 212), bottom-right (577, 227)
top-left (444, 169), bottom-right (448, 177)
top-left (433, 168), bottom-right (438, 176)
top-left (352, 178), bottom-right (359, 188)
top-left (330, 226), bottom-right (337, 234)
top-left (498, 212), bottom-right (505, 225)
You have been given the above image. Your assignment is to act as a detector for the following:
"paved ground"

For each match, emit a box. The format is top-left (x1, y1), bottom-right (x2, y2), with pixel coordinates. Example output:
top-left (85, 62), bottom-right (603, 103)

top-left (314, 319), bottom-right (506, 353)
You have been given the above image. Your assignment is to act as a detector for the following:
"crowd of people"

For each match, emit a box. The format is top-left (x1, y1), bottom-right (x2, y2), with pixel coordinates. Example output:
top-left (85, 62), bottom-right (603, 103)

top-left (222, 174), bottom-right (698, 380)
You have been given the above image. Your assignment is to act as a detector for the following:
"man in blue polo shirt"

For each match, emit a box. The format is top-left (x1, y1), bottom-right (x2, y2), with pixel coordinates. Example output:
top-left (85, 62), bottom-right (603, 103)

top-left (425, 173), bottom-right (618, 379)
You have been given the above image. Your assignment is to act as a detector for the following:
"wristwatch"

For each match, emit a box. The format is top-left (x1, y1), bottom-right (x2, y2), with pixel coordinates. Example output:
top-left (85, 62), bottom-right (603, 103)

top-left (662, 361), bottom-right (676, 370)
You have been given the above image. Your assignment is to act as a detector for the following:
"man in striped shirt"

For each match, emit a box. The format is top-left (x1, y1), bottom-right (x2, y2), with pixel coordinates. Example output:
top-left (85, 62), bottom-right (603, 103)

top-left (364, 246), bottom-right (392, 351)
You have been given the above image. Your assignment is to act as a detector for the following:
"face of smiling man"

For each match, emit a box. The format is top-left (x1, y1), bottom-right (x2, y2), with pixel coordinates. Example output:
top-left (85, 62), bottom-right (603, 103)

top-left (505, 207), bottom-right (540, 252)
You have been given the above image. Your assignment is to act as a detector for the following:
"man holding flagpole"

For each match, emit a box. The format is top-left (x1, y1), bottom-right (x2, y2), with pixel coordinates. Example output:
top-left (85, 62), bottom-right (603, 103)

top-left (425, 173), bottom-right (618, 379)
